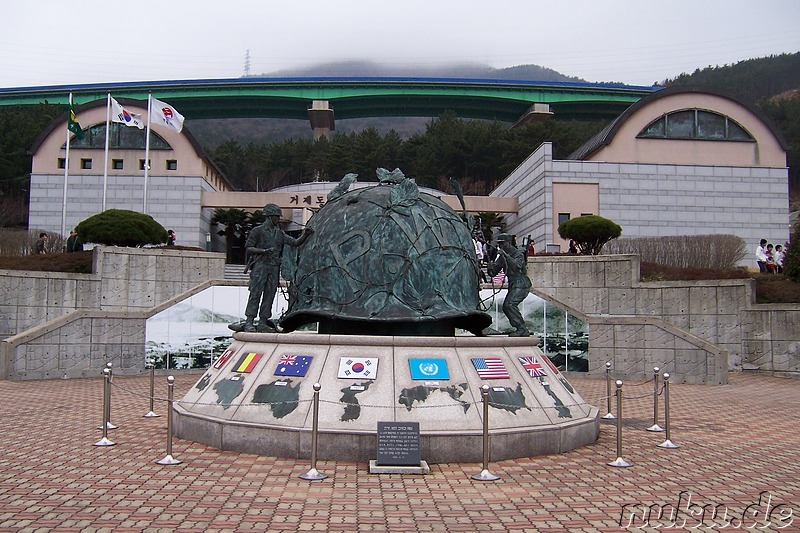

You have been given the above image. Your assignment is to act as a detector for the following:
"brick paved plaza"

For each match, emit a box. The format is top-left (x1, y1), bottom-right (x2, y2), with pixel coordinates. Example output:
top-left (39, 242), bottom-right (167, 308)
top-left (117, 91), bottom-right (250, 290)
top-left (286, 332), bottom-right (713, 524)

top-left (0, 372), bottom-right (797, 531)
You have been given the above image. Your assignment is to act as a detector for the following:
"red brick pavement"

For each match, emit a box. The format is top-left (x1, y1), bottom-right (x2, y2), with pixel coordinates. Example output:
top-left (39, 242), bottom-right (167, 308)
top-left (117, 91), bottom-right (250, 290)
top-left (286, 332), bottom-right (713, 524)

top-left (0, 372), bottom-right (797, 532)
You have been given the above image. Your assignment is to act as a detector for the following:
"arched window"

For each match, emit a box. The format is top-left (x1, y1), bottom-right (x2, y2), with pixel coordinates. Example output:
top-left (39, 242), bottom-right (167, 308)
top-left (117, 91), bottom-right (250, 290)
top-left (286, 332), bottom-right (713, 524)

top-left (638, 109), bottom-right (754, 141)
top-left (65, 122), bottom-right (172, 149)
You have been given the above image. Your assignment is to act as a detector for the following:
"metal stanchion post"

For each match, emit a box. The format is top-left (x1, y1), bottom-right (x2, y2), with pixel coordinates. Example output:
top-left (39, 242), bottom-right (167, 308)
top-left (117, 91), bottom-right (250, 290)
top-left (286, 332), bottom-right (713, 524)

top-left (143, 363), bottom-right (160, 418)
top-left (93, 368), bottom-right (115, 446)
top-left (472, 385), bottom-right (500, 481)
top-left (156, 376), bottom-right (182, 465)
top-left (101, 362), bottom-right (118, 430)
top-left (607, 380), bottom-right (632, 467)
top-left (646, 366), bottom-right (664, 432)
top-left (300, 383), bottom-right (328, 480)
top-left (601, 361), bottom-right (616, 420)
top-left (658, 373), bottom-right (680, 449)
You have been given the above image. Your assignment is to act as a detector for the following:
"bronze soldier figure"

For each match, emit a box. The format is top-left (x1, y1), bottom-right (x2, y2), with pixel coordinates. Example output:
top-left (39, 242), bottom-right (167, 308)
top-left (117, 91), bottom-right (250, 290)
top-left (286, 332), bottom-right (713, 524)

top-left (244, 203), bottom-right (313, 332)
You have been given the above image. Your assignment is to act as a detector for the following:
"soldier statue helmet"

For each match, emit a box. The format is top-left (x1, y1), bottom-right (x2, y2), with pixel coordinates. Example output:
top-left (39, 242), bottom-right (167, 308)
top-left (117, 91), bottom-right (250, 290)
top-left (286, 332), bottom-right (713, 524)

top-left (263, 203), bottom-right (282, 217)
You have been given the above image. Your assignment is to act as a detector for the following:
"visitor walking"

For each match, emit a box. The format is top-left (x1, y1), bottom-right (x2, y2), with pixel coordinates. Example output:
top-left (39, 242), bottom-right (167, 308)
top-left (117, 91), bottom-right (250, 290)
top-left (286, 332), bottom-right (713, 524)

top-left (774, 244), bottom-right (785, 274)
top-left (66, 229), bottom-right (82, 252)
top-left (756, 239), bottom-right (768, 272)
top-left (765, 243), bottom-right (776, 273)
top-left (34, 233), bottom-right (48, 254)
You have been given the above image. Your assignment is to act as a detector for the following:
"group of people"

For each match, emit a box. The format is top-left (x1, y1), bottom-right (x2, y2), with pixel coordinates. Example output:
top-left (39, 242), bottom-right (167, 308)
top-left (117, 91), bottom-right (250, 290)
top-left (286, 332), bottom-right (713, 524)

top-left (756, 238), bottom-right (788, 274)
top-left (33, 230), bottom-right (83, 254)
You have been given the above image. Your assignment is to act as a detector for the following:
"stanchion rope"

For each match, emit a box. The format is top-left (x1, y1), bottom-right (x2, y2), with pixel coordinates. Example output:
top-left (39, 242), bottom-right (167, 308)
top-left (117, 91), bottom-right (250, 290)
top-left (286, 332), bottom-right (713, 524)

top-left (621, 376), bottom-right (654, 387)
top-left (108, 377), bottom-right (631, 411)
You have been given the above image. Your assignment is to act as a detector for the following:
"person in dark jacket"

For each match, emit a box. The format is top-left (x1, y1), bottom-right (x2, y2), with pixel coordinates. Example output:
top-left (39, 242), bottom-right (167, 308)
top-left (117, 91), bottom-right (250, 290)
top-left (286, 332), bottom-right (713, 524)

top-left (66, 229), bottom-right (82, 252)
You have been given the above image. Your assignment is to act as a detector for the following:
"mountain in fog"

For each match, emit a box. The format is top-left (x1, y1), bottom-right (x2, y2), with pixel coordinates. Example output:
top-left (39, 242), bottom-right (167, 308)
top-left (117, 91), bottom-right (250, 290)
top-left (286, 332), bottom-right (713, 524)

top-left (257, 60), bottom-right (585, 83)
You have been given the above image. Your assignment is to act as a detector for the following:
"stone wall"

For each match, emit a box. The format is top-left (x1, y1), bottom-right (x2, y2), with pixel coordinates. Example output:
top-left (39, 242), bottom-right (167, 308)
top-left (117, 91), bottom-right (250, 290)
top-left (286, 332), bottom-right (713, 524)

top-left (741, 305), bottom-right (800, 375)
top-left (1, 246), bottom-right (226, 380)
top-left (493, 142), bottom-right (790, 270)
top-left (28, 175), bottom-right (217, 248)
top-left (3, 249), bottom-right (797, 381)
top-left (529, 254), bottom-right (800, 383)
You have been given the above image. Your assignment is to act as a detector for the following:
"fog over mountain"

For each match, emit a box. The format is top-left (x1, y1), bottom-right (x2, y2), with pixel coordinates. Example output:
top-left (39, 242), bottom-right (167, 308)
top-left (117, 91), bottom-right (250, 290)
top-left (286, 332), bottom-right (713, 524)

top-left (256, 60), bottom-right (585, 83)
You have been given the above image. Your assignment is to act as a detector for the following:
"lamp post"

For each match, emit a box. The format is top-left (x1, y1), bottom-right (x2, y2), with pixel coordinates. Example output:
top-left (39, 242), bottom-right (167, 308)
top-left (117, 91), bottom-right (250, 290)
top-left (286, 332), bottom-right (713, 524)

top-left (206, 232), bottom-right (211, 252)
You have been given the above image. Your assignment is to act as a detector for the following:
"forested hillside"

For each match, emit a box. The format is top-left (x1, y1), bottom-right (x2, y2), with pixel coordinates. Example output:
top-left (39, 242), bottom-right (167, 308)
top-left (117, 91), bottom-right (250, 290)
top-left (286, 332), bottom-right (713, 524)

top-left (206, 113), bottom-right (605, 194)
top-left (661, 53), bottom-right (800, 105)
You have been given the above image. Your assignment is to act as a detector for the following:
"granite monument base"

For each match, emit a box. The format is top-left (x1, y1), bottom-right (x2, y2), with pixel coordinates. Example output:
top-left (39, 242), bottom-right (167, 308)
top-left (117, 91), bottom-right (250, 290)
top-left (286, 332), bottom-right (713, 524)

top-left (174, 332), bottom-right (599, 463)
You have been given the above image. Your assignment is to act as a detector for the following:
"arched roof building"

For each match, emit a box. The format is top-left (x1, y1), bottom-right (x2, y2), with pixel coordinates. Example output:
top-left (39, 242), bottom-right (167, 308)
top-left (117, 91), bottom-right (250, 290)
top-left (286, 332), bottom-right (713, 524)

top-left (28, 98), bottom-right (234, 247)
top-left (492, 87), bottom-right (790, 265)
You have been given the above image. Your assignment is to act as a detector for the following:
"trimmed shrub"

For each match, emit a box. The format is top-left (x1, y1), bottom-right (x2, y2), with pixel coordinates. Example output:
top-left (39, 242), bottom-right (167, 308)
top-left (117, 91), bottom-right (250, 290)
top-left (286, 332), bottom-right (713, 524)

top-left (604, 234), bottom-right (746, 270)
top-left (75, 209), bottom-right (167, 247)
top-left (557, 215), bottom-right (621, 255)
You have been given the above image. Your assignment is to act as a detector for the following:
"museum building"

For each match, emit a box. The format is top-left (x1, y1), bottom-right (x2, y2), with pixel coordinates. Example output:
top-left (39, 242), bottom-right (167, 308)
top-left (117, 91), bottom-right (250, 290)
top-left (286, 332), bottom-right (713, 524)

top-left (492, 86), bottom-right (791, 262)
top-left (28, 98), bottom-right (233, 248)
top-left (27, 87), bottom-right (791, 266)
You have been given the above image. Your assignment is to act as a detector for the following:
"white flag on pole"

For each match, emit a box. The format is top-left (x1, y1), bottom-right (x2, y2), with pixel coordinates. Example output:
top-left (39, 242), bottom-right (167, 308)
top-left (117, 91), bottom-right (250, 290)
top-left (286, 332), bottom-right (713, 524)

top-left (110, 97), bottom-right (144, 129)
top-left (149, 97), bottom-right (184, 133)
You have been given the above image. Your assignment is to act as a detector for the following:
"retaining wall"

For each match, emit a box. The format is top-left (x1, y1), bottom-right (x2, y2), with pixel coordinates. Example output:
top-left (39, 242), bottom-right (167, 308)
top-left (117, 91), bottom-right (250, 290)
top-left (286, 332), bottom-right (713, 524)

top-left (2, 249), bottom-right (797, 382)
top-left (1, 246), bottom-right (226, 380)
top-left (529, 255), bottom-right (800, 382)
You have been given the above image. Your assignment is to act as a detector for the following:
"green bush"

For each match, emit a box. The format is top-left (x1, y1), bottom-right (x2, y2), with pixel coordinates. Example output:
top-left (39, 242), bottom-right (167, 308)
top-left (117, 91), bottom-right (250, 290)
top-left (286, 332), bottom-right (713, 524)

top-left (558, 215), bottom-right (622, 255)
top-left (75, 209), bottom-right (167, 247)
top-left (784, 220), bottom-right (800, 282)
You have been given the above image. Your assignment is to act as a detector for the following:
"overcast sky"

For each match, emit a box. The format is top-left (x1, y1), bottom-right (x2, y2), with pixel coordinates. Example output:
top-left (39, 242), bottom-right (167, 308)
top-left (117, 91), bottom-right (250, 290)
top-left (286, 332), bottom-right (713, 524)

top-left (2, 0), bottom-right (799, 89)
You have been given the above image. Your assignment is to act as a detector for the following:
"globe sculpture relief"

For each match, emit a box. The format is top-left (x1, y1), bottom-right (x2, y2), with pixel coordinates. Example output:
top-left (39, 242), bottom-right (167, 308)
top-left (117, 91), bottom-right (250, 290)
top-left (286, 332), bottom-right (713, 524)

top-left (175, 168), bottom-right (598, 464)
top-left (280, 168), bottom-right (492, 336)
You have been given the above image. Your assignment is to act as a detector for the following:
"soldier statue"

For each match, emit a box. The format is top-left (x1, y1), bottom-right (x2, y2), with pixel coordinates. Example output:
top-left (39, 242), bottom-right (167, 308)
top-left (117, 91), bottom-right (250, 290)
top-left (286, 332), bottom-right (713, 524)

top-left (488, 233), bottom-right (532, 337)
top-left (243, 203), bottom-right (313, 332)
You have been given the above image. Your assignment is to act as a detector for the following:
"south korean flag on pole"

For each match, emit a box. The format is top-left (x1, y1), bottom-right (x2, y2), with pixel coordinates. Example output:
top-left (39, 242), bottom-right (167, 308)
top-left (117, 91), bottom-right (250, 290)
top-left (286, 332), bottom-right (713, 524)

top-left (337, 357), bottom-right (379, 380)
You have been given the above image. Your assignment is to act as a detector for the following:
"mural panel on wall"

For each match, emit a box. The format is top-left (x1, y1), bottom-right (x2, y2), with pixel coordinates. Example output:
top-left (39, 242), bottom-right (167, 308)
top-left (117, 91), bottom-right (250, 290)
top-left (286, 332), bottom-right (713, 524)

top-left (146, 287), bottom-right (589, 371)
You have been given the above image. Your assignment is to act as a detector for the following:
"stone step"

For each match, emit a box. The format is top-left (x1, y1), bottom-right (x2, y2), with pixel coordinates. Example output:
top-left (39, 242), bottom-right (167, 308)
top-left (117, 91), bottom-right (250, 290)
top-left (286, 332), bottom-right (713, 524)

top-left (224, 263), bottom-right (249, 281)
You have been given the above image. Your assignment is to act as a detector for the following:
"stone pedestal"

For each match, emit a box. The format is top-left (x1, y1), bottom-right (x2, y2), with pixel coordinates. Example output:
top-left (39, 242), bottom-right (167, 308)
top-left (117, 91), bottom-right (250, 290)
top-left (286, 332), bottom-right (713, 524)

top-left (174, 332), bottom-right (599, 463)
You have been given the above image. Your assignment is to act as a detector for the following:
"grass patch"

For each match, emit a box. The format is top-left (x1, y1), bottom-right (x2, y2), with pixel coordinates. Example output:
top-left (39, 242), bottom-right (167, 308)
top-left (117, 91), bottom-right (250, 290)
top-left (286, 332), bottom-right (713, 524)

top-left (0, 246), bottom-right (203, 274)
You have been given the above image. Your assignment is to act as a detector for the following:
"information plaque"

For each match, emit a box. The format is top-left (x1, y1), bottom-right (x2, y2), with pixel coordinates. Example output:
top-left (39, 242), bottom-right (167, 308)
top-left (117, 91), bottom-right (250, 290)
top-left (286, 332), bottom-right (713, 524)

top-left (376, 421), bottom-right (420, 466)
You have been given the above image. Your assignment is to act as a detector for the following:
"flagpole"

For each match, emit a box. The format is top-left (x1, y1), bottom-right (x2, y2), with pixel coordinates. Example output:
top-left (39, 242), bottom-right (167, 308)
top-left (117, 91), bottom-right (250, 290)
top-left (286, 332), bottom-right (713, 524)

top-left (143, 93), bottom-right (152, 213)
top-left (102, 93), bottom-right (111, 211)
top-left (61, 93), bottom-right (73, 238)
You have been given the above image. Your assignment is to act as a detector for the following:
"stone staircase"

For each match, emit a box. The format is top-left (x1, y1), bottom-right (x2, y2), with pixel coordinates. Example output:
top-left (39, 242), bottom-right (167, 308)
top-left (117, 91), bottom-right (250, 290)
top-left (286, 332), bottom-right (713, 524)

top-left (224, 263), bottom-right (250, 281)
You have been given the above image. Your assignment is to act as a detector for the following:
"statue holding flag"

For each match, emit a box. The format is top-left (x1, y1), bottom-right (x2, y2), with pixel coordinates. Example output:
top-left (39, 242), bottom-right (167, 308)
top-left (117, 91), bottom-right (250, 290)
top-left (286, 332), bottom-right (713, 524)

top-left (488, 233), bottom-right (532, 337)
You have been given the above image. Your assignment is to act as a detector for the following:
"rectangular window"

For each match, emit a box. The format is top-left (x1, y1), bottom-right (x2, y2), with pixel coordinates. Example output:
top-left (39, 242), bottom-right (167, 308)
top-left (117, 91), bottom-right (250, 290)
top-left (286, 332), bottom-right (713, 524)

top-left (558, 213), bottom-right (570, 227)
top-left (139, 159), bottom-right (151, 171)
top-left (166, 159), bottom-right (178, 171)
top-left (112, 159), bottom-right (124, 170)
top-left (581, 212), bottom-right (593, 217)
top-left (57, 158), bottom-right (66, 169)
top-left (81, 158), bottom-right (92, 170)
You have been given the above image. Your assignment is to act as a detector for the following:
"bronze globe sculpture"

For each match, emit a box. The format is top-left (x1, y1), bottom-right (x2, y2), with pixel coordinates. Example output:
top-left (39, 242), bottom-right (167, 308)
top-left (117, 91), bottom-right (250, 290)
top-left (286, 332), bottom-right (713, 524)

top-left (280, 168), bottom-right (491, 336)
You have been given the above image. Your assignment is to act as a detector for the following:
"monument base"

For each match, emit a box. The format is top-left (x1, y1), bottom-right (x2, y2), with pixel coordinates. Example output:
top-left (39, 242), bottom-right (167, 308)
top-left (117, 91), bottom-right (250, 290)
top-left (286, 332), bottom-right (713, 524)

top-left (369, 460), bottom-right (431, 475)
top-left (174, 332), bottom-right (599, 463)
